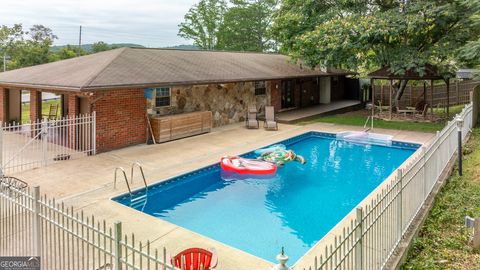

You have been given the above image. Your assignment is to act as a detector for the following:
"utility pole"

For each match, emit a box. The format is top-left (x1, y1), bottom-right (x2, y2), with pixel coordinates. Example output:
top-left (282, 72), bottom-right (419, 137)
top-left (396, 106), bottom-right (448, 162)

top-left (78, 25), bottom-right (82, 57)
top-left (3, 54), bottom-right (9, 72)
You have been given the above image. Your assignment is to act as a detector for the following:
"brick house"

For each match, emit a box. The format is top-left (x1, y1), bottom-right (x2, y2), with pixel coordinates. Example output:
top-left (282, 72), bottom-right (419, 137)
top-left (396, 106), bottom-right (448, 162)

top-left (0, 48), bottom-right (357, 153)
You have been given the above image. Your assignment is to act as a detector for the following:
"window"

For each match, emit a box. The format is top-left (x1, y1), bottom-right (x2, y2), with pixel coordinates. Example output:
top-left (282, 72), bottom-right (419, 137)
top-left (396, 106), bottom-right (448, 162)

top-left (155, 87), bottom-right (170, 107)
top-left (255, 81), bottom-right (266, 96)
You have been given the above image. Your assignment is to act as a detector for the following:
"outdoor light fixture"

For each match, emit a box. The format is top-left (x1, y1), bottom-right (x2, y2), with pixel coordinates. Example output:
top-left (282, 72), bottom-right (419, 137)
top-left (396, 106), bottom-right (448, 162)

top-left (456, 116), bottom-right (464, 176)
top-left (466, 216), bottom-right (475, 228)
top-left (465, 215), bottom-right (480, 249)
top-left (456, 116), bottom-right (464, 130)
top-left (271, 247), bottom-right (291, 270)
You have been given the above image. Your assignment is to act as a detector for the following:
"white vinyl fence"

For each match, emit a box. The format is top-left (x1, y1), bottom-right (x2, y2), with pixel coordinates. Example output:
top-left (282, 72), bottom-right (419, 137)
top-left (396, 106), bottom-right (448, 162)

top-left (296, 102), bottom-right (474, 270)
top-left (0, 180), bottom-right (210, 270)
top-left (0, 113), bottom-right (96, 174)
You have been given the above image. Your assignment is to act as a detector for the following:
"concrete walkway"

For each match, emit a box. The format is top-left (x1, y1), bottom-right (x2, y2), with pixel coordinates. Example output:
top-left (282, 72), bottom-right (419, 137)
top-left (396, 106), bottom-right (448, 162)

top-left (11, 122), bottom-right (435, 270)
top-left (277, 100), bottom-right (362, 123)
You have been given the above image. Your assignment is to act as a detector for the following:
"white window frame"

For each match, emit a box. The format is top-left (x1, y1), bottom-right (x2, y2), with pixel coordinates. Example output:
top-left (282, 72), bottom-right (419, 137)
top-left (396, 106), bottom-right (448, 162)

top-left (154, 87), bottom-right (171, 107)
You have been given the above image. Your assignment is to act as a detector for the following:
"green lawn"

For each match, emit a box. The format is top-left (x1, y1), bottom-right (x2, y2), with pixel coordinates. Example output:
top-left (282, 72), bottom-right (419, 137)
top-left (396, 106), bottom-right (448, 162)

top-left (402, 128), bottom-right (480, 269)
top-left (432, 104), bottom-right (466, 117)
top-left (300, 113), bottom-right (445, 133)
top-left (21, 99), bottom-right (61, 123)
top-left (298, 104), bottom-right (469, 133)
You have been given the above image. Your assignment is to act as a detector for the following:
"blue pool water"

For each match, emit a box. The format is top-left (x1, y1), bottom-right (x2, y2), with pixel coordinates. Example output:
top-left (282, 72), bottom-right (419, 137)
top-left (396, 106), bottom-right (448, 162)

top-left (113, 132), bottom-right (418, 263)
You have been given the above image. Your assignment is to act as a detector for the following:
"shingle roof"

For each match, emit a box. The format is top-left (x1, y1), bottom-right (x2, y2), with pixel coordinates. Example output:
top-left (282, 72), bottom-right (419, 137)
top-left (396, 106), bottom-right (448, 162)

top-left (0, 48), bottom-right (354, 91)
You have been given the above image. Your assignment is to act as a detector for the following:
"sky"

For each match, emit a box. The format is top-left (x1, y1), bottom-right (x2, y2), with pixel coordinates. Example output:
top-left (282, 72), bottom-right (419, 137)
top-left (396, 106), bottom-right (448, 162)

top-left (0, 0), bottom-right (198, 47)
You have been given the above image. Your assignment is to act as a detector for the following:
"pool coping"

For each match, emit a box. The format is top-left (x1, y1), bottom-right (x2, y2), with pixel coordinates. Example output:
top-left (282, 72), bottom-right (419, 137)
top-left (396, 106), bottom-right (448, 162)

top-left (110, 130), bottom-right (422, 265)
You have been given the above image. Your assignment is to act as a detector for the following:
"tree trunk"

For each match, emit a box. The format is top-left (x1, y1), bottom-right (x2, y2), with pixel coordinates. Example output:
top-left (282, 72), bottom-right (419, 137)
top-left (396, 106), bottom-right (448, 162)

top-left (393, 79), bottom-right (409, 109)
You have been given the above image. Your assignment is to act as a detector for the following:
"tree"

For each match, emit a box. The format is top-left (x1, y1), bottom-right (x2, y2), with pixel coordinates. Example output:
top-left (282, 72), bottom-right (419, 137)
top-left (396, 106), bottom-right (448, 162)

top-left (0, 24), bottom-right (24, 70)
top-left (178, 0), bottom-right (227, 50)
top-left (217, 0), bottom-right (278, 52)
top-left (48, 45), bottom-right (85, 61)
top-left (272, 0), bottom-right (480, 106)
top-left (9, 25), bottom-right (58, 69)
top-left (92, 41), bottom-right (112, 53)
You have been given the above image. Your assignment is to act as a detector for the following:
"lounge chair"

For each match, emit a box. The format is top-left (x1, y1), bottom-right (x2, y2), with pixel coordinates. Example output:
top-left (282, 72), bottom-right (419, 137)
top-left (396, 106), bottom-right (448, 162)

top-left (246, 106), bottom-right (259, 129)
top-left (169, 247), bottom-right (218, 270)
top-left (264, 106), bottom-right (278, 130)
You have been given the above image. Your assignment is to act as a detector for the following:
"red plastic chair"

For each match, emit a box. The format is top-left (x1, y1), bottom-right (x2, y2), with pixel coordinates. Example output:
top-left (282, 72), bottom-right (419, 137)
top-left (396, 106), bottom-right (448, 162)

top-left (170, 247), bottom-right (218, 270)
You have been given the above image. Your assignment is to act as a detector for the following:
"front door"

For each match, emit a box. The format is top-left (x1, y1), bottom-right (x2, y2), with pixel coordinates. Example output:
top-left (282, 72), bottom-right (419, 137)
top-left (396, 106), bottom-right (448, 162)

top-left (281, 80), bottom-right (295, 109)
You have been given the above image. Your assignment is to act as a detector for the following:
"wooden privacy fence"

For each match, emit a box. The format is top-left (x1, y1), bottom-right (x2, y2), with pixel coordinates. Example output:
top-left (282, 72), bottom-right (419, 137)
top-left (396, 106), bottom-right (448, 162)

top-left (373, 80), bottom-right (479, 108)
top-left (0, 181), bottom-right (214, 270)
top-left (0, 113), bottom-right (96, 174)
top-left (295, 102), bottom-right (473, 270)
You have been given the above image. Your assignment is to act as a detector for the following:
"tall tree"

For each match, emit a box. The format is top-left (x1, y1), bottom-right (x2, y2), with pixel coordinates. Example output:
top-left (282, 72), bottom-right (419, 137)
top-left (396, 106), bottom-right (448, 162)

top-left (217, 0), bottom-right (278, 52)
top-left (178, 0), bottom-right (227, 50)
top-left (0, 24), bottom-right (24, 70)
top-left (92, 41), bottom-right (112, 53)
top-left (8, 24), bottom-right (58, 69)
top-left (272, 0), bottom-right (480, 106)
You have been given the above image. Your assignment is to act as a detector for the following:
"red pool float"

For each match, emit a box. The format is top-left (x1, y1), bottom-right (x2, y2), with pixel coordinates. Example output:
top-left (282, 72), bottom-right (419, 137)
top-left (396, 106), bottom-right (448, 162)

top-left (220, 156), bottom-right (277, 175)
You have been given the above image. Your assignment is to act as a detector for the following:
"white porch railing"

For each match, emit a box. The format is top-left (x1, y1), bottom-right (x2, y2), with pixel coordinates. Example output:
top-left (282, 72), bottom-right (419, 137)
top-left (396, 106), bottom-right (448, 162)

top-left (0, 112), bottom-right (96, 174)
top-left (295, 102), bottom-right (474, 270)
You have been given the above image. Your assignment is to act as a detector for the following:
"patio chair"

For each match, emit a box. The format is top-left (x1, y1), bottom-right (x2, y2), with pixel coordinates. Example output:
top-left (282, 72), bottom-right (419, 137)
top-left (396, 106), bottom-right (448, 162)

top-left (414, 103), bottom-right (429, 119)
top-left (169, 247), bottom-right (218, 270)
top-left (42, 104), bottom-right (59, 120)
top-left (246, 105), bottom-right (259, 129)
top-left (264, 106), bottom-right (278, 130)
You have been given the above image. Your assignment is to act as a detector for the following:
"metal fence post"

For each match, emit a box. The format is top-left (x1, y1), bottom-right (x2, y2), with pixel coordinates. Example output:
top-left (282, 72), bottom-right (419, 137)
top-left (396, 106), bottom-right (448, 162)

top-left (41, 120), bottom-right (48, 166)
top-left (92, 111), bottom-right (96, 155)
top-left (355, 207), bottom-right (364, 270)
top-left (33, 186), bottom-right (42, 257)
top-left (114, 221), bottom-right (123, 270)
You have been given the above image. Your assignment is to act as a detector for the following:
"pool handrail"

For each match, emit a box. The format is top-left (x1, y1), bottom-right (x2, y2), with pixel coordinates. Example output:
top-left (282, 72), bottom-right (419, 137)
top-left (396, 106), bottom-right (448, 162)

top-left (114, 167), bottom-right (131, 196)
top-left (131, 161), bottom-right (148, 192)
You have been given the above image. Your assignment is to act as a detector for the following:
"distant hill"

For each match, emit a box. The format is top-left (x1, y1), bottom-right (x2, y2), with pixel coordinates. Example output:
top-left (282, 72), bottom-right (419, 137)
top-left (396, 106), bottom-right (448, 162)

top-left (163, 44), bottom-right (199, 50)
top-left (51, 43), bottom-right (198, 52)
top-left (50, 43), bottom-right (145, 52)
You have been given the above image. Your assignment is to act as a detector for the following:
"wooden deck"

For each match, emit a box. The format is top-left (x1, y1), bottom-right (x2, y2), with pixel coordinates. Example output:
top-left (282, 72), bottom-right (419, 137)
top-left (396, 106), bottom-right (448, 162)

top-left (276, 100), bottom-right (362, 123)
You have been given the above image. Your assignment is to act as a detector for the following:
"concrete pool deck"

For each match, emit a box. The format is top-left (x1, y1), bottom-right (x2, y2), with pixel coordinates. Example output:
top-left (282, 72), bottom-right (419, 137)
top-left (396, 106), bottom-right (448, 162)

top-left (11, 122), bottom-right (435, 270)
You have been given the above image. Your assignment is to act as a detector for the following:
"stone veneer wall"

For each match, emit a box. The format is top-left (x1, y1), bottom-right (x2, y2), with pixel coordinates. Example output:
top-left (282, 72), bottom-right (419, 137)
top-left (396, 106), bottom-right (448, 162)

top-left (151, 82), bottom-right (272, 127)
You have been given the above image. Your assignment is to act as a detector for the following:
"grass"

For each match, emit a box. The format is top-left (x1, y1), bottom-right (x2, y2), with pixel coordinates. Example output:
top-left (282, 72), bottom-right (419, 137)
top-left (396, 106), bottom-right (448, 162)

top-left (432, 104), bottom-right (466, 117)
top-left (300, 113), bottom-right (444, 133)
top-left (299, 104), bottom-right (468, 133)
top-left (402, 128), bottom-right (480, 269)
top-left (20, 99), bottom-right (61, 123)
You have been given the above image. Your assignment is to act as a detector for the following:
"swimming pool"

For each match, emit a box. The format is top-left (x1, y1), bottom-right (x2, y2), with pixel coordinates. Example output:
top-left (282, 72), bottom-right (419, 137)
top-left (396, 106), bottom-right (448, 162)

top-left (113, 132), bottom-right (419, 263)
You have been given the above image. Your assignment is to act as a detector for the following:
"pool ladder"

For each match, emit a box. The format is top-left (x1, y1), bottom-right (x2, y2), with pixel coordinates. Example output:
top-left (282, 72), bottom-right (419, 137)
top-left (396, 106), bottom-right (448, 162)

top-left (113, 162), bottom-right (148, 197)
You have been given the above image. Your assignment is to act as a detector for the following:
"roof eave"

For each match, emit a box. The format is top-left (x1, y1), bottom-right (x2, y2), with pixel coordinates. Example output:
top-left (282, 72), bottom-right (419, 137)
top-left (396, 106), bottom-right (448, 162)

top-left (0, 71), bottom-right (355, 92)
top-left (0, 82), bottom-right (82, 92)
